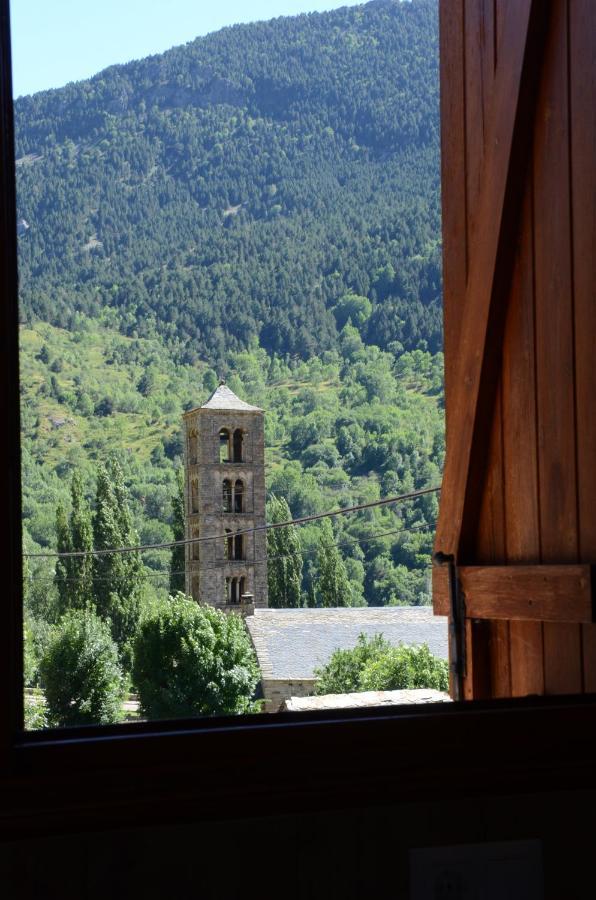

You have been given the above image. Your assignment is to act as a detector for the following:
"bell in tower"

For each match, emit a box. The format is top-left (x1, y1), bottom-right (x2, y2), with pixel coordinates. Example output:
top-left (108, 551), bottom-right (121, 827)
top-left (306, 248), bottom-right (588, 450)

top-left (182, 382), bottom-right (268, 613)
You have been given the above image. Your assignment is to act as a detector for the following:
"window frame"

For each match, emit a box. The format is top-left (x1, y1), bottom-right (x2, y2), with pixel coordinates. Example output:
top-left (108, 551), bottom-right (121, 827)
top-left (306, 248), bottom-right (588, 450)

top-left (3, 0), bottom-right (596, 840)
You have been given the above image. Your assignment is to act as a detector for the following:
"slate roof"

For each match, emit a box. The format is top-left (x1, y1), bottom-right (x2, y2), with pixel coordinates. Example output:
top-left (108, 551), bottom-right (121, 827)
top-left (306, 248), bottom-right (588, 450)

top-left (200, 383), bottom-right (262, 412)
top-left (246, 607), bottom-right (448, 681)
top-left (284, 689), bottom-right (451, 711)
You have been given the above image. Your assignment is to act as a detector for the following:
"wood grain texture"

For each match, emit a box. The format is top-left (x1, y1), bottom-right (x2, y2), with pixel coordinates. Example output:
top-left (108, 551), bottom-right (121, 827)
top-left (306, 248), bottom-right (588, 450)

top-left (437, 0), bottom-right (596, 699)
top-left (433, 565), bottom-right (593, 624)
top-left (475, 384), bottom-right (509, 695)
top-left (502, 182), bottom-right (544, 695)
top-left (435, 0), bottom-right (544, 559)
top-left (569, 0), bottom-right (596, 691)
top-left (435, 0), bottom-right (469, 686)
top-left (533, 0), bottom-right (582, 694)
top-left (438, 0), bottom-right (467, 441)
top-left (473, 2), bottom-right (509, 697)
top-left (461, 0), bottom-right (498, 698)
top-left (432, 565), bottom-right (449, 616)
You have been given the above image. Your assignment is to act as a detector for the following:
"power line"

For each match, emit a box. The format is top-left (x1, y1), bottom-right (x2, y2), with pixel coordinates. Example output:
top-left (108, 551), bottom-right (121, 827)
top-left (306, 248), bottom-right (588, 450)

top-left (24, 485), bottom-right (440, 560)
top-left (33, 520), bottom-right (437, 584)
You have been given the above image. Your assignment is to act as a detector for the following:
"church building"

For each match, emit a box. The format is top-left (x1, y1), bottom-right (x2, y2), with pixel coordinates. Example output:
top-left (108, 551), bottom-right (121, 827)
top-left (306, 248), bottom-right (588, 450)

top-left (182, 383), bottom-right (268, 612)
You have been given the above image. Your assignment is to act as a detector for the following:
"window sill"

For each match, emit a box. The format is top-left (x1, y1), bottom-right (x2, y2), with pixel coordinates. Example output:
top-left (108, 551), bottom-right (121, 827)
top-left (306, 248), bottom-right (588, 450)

top-left (4, 694), bottom-right (596, 839)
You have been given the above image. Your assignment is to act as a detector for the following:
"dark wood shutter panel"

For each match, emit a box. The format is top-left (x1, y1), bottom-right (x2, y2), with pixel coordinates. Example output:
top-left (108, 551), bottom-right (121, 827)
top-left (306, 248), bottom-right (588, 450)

top-left (434, 0), bottom-right (596, 699)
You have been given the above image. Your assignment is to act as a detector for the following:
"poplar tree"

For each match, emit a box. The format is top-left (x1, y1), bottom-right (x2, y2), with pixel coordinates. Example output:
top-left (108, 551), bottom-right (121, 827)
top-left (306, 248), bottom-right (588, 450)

top-left (68, 471), bottom-right (94, 609)
top-left (54, 502), bottom-right (72, 615)
top-left (266, 494), bottom-right (303, 608)
top-left (170, 469), bottom-right (185, 595)
top-left (316, 518), bottom-right (352, 607)
top-left (54, 471), bottom-right (94, 615)
top-left (93, 457), bottom-right (144, 662)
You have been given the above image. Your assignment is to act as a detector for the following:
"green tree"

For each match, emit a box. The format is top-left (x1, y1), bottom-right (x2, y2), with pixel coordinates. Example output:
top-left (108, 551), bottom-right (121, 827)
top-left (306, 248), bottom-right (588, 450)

top-left (24, 694), bottom-right (48, 731)
top-left (23, 615), bottom-right (38, 688)
top-left (316, 518), bottom-right (352, 607)
top-left (314, 634), bottom-right (448, 695)
top-left (266, 494), bottom-right (303, 608)
top-left (360, 643), bottom-right (449, 692)
top-left (170, 469), bottom-right (186, 595)
top-left (37, 343), bottom-right (50, 364)
top-left (64, 471), bottom-right (94, 611)
top-left (54, 502), bottom-right (72, 615)
top-left (93, 458), bottom-right (144, 663)
top-left (133, 594), bottom-right (260, 719)
top-left (137, 368), bottom-right (156, 397)
top-left (39, 608), bottom-right (125, 727)
top-left (202, 368), bottom-right (219, 393)
top-left (314, 633), bottom-right (391, 694)
top-left (333, 293), bottom-right (372, 330)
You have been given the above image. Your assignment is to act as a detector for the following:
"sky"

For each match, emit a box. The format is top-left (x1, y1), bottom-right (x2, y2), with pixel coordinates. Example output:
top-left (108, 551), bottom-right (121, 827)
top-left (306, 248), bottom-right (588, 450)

top-left (10, 0), bottom-right (365, 98)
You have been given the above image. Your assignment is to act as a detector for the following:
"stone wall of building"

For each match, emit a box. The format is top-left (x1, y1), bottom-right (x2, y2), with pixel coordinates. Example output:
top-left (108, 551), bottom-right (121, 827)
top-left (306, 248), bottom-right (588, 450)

top-left (260, 679), bottom-right (317, 713)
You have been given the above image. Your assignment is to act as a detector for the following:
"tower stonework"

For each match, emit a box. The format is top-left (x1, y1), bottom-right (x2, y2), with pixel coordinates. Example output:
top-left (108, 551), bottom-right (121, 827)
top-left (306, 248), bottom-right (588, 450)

top-left (183, 384), bottom-right (268, 613)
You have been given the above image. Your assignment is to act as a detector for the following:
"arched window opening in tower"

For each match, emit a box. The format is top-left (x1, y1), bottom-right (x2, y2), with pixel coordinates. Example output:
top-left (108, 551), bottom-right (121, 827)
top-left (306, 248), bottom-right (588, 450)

top-left (233, 577), bottom-right (240, 604)
top-left (223, 479), bottom-right (232, 512)
top-left (188, 428), bottom-right (198, 465)
top-left (224, 529), bottom-right (233, 560)
top-left (234, 533), bottom-right (244, 560)
top-left (219, 428), bottom-right (231, 463)
top-left (190, 479), bottom-right (199, 514)
top-left (233, 428), bottom-right (244, 463)
top-left (192, 528), bottom-right (200, 561)
top-left (234, 479), bottom-right (244, 513)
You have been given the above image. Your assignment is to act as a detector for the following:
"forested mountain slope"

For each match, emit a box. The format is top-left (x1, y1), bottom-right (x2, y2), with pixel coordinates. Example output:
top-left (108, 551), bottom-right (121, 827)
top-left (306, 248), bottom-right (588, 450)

top-left (15, 0), bottom-right (440, 365)
top-left (21, 318), bottom-right (443, 609)
top-left (18, 0), bottom-right (443, 613)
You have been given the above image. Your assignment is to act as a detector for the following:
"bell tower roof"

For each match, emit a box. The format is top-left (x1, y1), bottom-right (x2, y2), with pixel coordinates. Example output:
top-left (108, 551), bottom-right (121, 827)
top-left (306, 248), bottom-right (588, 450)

top-left (200, 383), bottom-right (262, 412)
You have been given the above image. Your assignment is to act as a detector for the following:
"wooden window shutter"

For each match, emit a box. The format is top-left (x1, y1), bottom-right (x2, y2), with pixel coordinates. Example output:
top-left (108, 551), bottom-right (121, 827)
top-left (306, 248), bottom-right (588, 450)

top-left (434, 0), bottom-right (596, 699)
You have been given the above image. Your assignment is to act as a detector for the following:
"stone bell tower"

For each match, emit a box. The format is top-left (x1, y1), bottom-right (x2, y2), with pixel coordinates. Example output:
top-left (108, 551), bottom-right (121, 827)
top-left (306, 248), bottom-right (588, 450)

top-left (183, 382), bottom-right (268, 613)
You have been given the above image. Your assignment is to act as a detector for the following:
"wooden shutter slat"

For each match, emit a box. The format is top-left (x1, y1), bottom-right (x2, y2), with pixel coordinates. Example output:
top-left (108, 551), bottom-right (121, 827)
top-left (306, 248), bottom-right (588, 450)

top-left (570, 0), bottom-right (596, 691)
top-left (433, 564), bottom-right (594, 624)
top-left (533, 0), bottom-right (582, 694)
top-left (434, 0), bottom-right (547, 561)
top-left (436, 0), bottom-right (596, 698)
top-left (439, 0), bottom-right (467, 439)
top-left (502, 178), bottom-right (544, 695)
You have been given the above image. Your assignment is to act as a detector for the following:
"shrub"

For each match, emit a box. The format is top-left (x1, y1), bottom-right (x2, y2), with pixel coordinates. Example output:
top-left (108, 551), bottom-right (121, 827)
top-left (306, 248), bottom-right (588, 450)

top-left (133, 594), bottom-right (260, 719)
top-left (315, 633), bottom-right (448, 695)
top-left (39, 608), bottom-right (125, 727)
top-left (360, 643), bottom-right (449, 692)
top-left (24, 693), bottom-right (48, 730)
top-left (23, 617), bottom-right (39, 687)
top-left (315, 633), bottom-right (391, 694)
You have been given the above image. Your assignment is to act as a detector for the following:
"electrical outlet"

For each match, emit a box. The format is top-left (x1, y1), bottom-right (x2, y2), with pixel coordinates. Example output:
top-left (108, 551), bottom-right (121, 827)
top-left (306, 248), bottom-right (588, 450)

top-left (409, 839), bottom-right (543, 900)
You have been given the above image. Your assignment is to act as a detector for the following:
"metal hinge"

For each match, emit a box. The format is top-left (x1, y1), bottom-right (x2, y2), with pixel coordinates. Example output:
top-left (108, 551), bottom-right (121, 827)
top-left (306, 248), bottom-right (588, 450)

top-left (433, 552), bottom-right (467, 701)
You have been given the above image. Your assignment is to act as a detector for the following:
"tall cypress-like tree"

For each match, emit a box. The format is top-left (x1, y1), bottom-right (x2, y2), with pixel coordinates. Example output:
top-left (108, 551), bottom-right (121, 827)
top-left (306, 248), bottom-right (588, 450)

top-left (54, 502), bottom-right (72, 616)
top-left (54, 472), bottom-right (94, 616)
top-left (266, 494), bottom-right (303, 608)
top-left (68, 471), bottom-right (94, 610)
top-left (170, 469), bottom-right (185, 595)
top-left (93, 457), bottom-right (144, 661)
top-left (316, 518), bottom-right (352, 608)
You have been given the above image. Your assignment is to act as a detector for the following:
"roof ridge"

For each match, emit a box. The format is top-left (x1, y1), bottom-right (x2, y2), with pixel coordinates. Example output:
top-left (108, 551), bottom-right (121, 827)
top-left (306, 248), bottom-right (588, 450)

top-left (200, 383), bottom-right (262, 412)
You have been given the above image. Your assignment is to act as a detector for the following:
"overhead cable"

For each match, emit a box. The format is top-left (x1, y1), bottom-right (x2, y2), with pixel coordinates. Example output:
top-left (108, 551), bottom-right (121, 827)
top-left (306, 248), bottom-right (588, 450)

top-left (24, 485), bottom-right (440, 560)
top-left (36, 520), bottom-right (437, 583)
